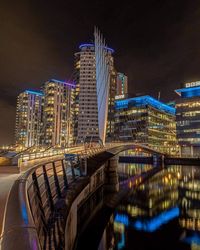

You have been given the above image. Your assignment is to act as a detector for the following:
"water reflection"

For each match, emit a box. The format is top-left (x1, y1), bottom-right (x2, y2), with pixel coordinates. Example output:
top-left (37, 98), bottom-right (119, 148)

top-left (98, 164), bottom-right (200, 250)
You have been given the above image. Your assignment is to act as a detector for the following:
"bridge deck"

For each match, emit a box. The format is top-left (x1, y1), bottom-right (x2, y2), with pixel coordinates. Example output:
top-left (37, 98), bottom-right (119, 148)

top-left (0, 143), bottom-right (165, 249)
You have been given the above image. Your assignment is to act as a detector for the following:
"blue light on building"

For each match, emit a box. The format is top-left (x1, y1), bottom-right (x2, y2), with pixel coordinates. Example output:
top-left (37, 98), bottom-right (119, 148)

top-left (25, 90), bottom-right (43, 96)
top-left (79, 43), bottom-right (115, 53)
top-left (79, 43), bottom-right (94, 49)
top-left (175, 83), bottom-right (200, 156)
top-left (175, 86), bottom-right (200, 98)
top-left (115, 95), bottom-right (175, 115)
top-left (133, 207), bottom-right (179, 232)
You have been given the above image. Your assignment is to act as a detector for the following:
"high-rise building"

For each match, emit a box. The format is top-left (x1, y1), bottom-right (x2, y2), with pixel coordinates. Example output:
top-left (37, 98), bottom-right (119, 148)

top-left (115, 95), bottom-right (178, 155)
top-left (42, 79), bottom-right (75, 147)
top-left (73, 43), bottom-right (99, 143)
top-left (106, 68), bottom-right (117, 142)
top-left (175, 81), bottom-right (200, 156)
top-left (15, 90), bottom-right (43, 148)
top-left (70, 82), bottom-right (79, 145)
top-left (73, 29), bottom-right (114, 144)
top-left (115, 72), bottom-right (128, 100)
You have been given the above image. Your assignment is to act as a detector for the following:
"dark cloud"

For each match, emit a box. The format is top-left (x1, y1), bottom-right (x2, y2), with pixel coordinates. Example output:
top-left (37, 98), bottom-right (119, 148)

top-left (1, 0), bottom-right (200, 144)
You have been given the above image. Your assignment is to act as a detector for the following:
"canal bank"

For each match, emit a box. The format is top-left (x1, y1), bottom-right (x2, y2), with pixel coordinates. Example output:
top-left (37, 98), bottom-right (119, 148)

top-left (119, 155), bottom-right (200, 165)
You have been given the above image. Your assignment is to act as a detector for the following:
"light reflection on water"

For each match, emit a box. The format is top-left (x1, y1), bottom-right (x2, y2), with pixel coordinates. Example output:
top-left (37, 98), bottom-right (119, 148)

top-left (98, 164), bottom-right (200, 250)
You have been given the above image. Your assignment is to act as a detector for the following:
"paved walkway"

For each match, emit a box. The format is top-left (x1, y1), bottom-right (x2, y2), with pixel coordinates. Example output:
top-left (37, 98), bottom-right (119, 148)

top-left (0, 143), bottom-right (133, 240)
top-left (0, 172), bottom-right (20, 236)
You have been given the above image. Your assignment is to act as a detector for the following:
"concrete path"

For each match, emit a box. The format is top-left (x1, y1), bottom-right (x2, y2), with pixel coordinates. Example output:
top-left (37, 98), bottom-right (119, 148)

top-left (0, 173), bottom-right (20, 237)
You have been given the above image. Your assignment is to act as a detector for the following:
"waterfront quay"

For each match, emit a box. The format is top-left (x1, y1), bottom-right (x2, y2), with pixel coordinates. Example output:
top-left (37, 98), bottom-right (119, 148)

top-left (0, 143), bottom-right (200, 250)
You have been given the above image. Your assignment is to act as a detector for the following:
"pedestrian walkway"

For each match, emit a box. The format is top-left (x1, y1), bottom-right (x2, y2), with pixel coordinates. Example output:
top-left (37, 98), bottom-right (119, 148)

top-left (0, 172), bottom-right (20, 237)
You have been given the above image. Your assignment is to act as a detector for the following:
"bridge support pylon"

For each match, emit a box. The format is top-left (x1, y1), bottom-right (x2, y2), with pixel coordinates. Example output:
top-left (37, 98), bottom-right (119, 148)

top-left (152, 154), bottom-right (165, 167)
top-left (104, 156), bottom-right (119, 192)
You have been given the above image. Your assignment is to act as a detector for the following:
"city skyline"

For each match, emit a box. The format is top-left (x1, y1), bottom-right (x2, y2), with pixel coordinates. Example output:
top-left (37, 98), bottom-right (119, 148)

top-left (1, 0), bottom-right (200, 144)
top-left (2, 3), bottom-right (200, 248)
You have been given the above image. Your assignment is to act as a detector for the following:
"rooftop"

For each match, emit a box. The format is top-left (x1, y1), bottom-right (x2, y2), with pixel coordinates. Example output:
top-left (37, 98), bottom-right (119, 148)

top-left (115, 95), bottom-right (175, 115)
top-left (48, 79), bottom-right (76, 87)
top-left (25, 90), bottom-right (43, 96)
top-left (79, 43), bottom-right (114, 53)
top-left (175, 85), bottom-right (200, 98)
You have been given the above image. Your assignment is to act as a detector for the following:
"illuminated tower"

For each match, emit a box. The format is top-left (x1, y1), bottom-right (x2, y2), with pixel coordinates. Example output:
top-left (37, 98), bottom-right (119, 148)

top-left (116, 72), bottom-right (128, 99)
top-left (71, 54), bottom-right (81, 144)
top-left (106, 57), bottom-right (117, 142)
top-left (175, 81), bottom-right (200, 156)
top-left (43, 79), bottom-right (75, 147)
top-left (15, 90), bottom-right (43, 148)
top-left (74, 28), bottom-right (114, 145)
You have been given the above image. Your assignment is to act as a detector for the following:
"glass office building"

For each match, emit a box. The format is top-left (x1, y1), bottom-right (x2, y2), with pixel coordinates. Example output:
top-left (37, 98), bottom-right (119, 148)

top-left (175, 81), bottom-right (200, 157)
top-left (115, 95), bottom-right (178, 155)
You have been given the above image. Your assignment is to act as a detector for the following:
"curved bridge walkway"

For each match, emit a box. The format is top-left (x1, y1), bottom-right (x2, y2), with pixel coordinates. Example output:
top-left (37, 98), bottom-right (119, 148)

top-left (0, 142), bottom-right (164, 250)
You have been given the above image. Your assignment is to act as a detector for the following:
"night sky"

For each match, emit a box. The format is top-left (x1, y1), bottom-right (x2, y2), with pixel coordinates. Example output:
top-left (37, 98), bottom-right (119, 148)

top-left (1, 0), bottom-right (200, 144)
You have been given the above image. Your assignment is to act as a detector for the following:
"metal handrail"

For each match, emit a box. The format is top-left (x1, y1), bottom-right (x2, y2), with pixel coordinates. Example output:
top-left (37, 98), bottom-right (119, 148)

top-left (0, 175), bottom-right (41, 249)
top-left (0, 156), bottom-right (80, 250)
top-left (0, 142), bottom-right (166, 250)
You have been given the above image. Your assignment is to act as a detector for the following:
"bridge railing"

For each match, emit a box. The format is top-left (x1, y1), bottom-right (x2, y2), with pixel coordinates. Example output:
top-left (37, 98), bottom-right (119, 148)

top-left (1, 142), bottom-right (114, 250)
top-left (18, 142), bottom-right (124, 164)
top-left (0, 158), bottom-right (81, 250)
top-left (0, 142), bottom-right (165, 250)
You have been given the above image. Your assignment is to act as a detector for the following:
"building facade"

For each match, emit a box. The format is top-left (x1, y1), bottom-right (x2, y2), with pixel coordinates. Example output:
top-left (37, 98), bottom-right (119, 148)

top-left (115, 95), bottom-right (178, 155)
top-left (15, 90), bottom-right (43, 148)
top-left (106, 68), bottom-right (117, 142)
top-left (73, 44), bottom-right (99, 143)
top-left (115, 72), bottom-right (128, 99)
top-left (175, 81), bottom-right (200, 157)
top-left (42, 79), bottom-right (74, 147)
top-left (73, 30), bottom-right (115, 144)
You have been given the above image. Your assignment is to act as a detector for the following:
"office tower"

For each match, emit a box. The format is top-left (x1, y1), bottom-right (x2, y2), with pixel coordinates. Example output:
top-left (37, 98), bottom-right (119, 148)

top-left (73, 43), bottom-right (97, 144)
top-left (70, 81), bottom-right (79, 145)
top-left (115, 72), bottom-right (128, 99)
top-left (175, 81), bottom-right (200, 157)
top-left (74, 29), bottom-right (114, 145)
top-left (73, 43), bottom-right (98, 144)
top-left (106, 62), bottom-right (117, 142)
top-left (15, 90), bottom-right (43, 148)
top-left (43, 79), bottom-right (74, 147)
top-left (115, 95), bottom-right (178, 155)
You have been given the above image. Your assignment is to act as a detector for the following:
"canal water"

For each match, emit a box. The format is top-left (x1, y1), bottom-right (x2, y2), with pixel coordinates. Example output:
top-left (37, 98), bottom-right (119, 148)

top-left (98, 163), bottom-right (200, 250)
top-left (76, 163), bottom-right (200, 250)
